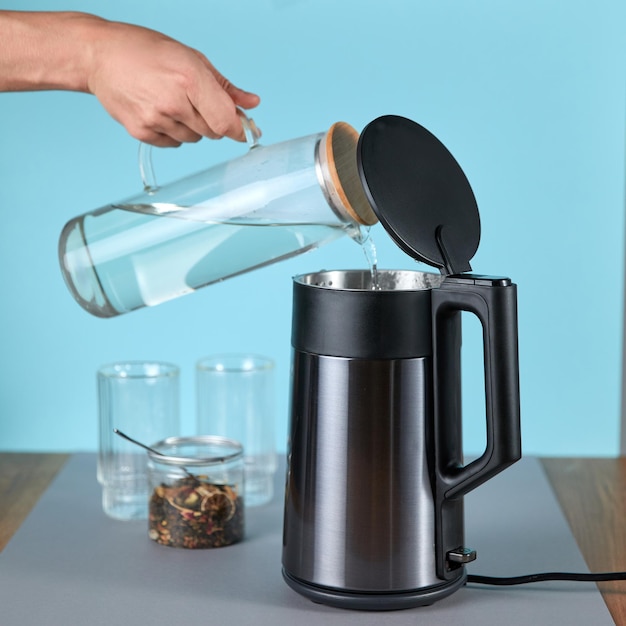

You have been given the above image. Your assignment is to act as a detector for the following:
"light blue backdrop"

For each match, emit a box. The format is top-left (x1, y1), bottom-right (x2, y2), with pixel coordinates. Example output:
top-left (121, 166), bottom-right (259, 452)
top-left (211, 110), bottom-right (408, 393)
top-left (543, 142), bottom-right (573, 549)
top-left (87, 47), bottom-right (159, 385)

top-left (1, 0), bottom-right (624, 455)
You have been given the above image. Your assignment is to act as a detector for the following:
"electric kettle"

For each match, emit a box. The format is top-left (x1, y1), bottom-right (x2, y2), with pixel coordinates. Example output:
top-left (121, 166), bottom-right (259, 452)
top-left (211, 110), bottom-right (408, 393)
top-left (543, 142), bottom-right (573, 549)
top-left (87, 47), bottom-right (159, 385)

top-left (282, 115), bottom-right (521, 610)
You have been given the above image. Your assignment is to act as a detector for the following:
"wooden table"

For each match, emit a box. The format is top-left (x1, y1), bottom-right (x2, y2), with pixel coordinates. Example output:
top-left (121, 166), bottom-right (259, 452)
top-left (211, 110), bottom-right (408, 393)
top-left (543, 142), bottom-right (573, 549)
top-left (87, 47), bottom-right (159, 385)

top-left (542, 457), bottom-right (626, 624)
top-left (1, 454), bottom-right (625, 623)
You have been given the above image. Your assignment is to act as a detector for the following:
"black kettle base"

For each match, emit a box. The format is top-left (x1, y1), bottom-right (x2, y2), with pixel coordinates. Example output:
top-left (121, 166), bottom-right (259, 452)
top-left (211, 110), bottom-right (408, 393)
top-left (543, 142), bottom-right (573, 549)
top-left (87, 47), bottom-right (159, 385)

top-left (282, 569), bottom-right (466, 611)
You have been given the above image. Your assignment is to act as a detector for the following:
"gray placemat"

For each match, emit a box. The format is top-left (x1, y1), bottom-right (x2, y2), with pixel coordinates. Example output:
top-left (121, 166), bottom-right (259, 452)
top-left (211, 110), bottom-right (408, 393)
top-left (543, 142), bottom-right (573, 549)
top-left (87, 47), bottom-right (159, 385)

top-left (0, 455), bottom-right (614, 625)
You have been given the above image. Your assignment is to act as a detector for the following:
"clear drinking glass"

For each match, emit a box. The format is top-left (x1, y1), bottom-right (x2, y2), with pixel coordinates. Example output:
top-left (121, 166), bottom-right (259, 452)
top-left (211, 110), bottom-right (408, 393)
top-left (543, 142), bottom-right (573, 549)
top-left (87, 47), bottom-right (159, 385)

top-left (196, 354), bottom-right (277, 507)
top-left (97, 361), bottom-right (180, 520)
top-left (147, 436), bottom-right (245, 549)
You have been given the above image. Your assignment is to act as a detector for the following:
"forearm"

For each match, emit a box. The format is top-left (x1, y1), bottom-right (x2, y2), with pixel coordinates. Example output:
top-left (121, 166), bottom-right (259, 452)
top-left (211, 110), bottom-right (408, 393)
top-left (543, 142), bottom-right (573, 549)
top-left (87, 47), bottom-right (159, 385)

top-left (0, 10), bottom-right (260, 145)
top-left (0, 10), bottom-right (104, 93)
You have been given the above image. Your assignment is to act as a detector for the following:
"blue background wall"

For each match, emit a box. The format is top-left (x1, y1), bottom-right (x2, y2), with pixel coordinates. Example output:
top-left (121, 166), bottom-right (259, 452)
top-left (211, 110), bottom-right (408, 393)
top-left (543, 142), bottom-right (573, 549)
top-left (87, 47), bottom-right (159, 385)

top-left (1, 0), bottom-right (624, 455)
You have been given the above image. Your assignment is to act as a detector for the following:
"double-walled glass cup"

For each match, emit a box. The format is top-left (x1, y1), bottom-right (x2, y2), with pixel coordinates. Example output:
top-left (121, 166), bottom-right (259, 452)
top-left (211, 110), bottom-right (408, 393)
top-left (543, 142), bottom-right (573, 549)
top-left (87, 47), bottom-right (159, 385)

top-left (196, 354), bottom-right (277, 506)
top-left (97, 361), bottom-right (180, 520)
top-left (147, 436), bottom-right (245, 549)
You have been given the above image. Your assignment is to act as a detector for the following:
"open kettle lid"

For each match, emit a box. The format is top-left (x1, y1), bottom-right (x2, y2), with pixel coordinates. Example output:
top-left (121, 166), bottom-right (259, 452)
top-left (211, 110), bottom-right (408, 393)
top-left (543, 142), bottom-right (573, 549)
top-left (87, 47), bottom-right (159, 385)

top-left (356, 115), bottom-right (481, 275)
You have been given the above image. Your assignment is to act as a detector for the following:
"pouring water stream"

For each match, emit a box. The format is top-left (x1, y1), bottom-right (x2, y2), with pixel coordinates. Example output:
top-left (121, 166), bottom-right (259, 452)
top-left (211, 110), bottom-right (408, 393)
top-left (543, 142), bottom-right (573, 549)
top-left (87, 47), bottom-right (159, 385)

top-left (355, 227), bottom-right (380, 290)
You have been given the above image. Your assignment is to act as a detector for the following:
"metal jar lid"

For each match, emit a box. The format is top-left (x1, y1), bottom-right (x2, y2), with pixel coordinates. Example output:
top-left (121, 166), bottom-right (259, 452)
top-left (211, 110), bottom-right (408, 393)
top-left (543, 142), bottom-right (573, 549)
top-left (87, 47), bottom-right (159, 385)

top-left (147, 435), bottom-right (243, 466)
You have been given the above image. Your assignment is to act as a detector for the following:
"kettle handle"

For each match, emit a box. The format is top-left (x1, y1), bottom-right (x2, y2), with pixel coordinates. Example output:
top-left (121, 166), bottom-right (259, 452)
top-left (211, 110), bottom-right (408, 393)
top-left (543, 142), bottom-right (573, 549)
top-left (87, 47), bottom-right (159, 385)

top-left (431, 274), bottom-right (521, 579)
top-left (137, 108), bottom-right (261, 194)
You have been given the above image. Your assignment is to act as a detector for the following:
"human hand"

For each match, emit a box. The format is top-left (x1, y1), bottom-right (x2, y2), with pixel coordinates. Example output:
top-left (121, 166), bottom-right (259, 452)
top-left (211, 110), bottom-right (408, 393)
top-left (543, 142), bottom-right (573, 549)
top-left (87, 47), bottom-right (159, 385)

top-left (85, 18), bottom-right (260, 147)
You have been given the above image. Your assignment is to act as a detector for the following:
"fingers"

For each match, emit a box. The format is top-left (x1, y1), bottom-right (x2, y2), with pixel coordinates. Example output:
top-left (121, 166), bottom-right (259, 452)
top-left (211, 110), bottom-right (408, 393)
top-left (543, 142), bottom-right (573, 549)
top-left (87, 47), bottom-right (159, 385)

top-left (126, 90), bottom-right (258, 147)
top-left (190, 54), bottom-right (260, 142)
top-left (182, 90), bottom-right (244, 143)
top-left (141, 77), bottom-right (255, 145)
top-left (141, 132), bottom-right (182, 148)
top-left (160, 121), bottom-right (204, 145)
top-left (226, 85), bottom-right (261, 110)
top-left (125, 114), bottom-right (205, 147)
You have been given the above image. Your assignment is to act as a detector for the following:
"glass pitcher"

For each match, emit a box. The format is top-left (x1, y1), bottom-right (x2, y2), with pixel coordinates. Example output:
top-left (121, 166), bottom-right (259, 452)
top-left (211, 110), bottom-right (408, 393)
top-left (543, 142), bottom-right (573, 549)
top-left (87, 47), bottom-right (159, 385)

top-left (58, 112), bottom-right (377, 318)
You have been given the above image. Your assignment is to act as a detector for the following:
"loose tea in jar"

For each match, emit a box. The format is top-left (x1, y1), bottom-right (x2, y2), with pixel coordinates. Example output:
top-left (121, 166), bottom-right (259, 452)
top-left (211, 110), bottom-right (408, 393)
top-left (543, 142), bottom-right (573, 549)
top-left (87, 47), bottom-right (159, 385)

top-left (147, 436), bottom-right (244, 549)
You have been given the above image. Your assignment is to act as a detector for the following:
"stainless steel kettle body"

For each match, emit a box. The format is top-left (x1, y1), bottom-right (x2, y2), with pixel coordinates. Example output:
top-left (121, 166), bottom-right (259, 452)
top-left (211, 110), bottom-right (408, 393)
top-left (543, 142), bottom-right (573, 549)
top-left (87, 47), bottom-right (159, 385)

top-left (282, 269), bottom-right (521, 610)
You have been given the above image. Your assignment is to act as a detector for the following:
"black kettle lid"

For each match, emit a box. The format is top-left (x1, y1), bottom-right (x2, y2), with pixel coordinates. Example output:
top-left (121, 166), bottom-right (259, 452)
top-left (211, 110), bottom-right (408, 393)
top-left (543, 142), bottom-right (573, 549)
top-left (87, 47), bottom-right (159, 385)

top-left (356, 115), bottom-right (481, 275)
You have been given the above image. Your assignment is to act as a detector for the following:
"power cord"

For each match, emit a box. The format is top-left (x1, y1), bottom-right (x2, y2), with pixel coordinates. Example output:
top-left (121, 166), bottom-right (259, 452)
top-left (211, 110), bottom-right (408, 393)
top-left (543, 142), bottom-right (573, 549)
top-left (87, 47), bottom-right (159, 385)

top-left (468, 571), bottom-right (626, 586)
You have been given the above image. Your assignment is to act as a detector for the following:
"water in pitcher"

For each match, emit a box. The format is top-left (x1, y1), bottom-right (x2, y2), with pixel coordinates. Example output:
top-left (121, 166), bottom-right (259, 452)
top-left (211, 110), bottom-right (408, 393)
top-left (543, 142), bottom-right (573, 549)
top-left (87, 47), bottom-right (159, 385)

top-left (60, 202), bottom-right (362, 318)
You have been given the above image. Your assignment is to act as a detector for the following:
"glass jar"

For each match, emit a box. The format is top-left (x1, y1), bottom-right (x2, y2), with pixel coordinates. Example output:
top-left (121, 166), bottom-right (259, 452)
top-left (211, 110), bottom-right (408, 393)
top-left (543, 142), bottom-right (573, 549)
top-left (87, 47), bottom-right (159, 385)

top-left (147, 436), bottom-right (244, 549)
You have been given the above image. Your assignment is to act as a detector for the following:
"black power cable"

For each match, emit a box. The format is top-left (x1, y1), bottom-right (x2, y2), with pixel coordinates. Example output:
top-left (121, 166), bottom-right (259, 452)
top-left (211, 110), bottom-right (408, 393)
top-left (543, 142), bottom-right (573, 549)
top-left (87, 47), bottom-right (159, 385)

top-left (468, 571), bottom-right (626, 586)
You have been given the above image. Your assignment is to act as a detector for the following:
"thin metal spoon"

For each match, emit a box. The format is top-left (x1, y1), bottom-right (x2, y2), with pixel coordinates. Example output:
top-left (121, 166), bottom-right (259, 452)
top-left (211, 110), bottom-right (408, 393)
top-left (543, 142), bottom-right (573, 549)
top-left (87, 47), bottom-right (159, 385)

top-left (113, 428), bottom-right (196, 480)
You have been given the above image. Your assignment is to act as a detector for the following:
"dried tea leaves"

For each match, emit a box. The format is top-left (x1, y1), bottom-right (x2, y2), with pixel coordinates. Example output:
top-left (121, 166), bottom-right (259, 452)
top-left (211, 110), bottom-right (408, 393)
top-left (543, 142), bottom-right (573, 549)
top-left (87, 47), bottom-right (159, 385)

top-left (149, 475), bottom-right (244, 549)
